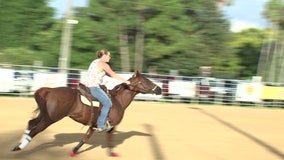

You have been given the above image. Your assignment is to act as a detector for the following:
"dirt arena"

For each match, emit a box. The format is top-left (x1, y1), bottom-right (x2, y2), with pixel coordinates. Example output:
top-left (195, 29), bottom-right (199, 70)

top-left (1, 97), bottom-right (284, 160)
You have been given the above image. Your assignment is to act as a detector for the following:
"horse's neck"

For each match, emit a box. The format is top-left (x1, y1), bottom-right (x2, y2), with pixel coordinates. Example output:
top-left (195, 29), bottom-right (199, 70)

top-left (112, 89), bottom-right (137, 110)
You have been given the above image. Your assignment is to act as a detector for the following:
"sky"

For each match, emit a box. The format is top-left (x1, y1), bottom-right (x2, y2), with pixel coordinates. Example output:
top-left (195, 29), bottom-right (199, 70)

top-left (222, 0), bottom-right (271, 32)
top-left (48, 0), bottom-right (88, 18)
top-left (49, 0), bottom-right (271, 32)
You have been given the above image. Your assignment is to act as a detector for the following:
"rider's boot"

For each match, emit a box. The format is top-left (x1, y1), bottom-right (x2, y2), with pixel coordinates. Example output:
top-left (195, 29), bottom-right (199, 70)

top-left (96, 121), bottom-right (113, 132)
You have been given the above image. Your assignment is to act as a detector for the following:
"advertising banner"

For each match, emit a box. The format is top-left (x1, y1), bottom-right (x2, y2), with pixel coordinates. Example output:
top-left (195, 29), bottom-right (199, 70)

top-left (235, 82), bottom-right (262, 103)
top-left (261, 86), bottom-right (284, 100)
top-left (32, 73), bottom-right (67, 91)
top-left (168, 80), bottom-right (196, 98)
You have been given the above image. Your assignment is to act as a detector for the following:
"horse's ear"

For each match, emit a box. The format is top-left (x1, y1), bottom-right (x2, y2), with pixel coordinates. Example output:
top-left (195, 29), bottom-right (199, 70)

top-left (135, 70), bottom-right (141, 76)
top-left (133, 70), bottom-right (140, 77)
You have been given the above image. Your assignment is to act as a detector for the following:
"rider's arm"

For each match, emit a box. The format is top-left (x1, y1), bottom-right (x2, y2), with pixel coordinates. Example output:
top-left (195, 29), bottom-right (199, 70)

top-left (101, 62), bottom-right (129, 83)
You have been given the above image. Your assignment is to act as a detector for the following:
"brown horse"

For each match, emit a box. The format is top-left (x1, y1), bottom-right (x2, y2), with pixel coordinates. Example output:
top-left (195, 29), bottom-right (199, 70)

top-left (11, 70), bottom-right (162, 157)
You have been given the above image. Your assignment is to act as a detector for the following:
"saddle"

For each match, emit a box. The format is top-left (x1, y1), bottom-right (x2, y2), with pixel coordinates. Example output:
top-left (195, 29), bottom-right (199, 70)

top-left (76, 83), bottom-right (109, 127)
top-left (77, 83), bottom-right (96, 103)
top-left (77, 83), bottom-right (109, 103)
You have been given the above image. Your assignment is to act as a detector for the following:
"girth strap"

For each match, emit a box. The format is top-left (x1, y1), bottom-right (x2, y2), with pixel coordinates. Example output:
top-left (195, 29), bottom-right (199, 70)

top-left (77, 83), bottom-right (95, 127)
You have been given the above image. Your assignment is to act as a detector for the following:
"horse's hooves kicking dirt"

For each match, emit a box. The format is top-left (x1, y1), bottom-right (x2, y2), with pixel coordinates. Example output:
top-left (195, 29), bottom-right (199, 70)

top-left (69, 151), bottom-right (77, 157)
top-left (110, 152), bottom-right (120, 157)
top-left (11, 145), bottom-right (21, 151)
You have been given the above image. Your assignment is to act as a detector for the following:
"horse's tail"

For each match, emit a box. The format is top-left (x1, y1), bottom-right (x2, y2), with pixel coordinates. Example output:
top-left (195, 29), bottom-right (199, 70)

top-left (33, 87), bottom-right (51, 117)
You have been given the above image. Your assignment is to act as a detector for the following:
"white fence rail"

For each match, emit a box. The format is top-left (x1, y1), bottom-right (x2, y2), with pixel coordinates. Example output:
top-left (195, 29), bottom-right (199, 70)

top-left (0, 64), bottom-right (284, 107)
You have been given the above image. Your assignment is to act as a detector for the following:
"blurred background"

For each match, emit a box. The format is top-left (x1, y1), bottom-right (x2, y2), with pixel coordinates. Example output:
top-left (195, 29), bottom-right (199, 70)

top-left (1, 0), bottom-right (284, 106)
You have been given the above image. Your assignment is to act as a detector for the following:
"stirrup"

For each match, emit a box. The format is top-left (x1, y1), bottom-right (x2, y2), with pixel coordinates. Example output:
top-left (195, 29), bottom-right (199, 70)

top-left (95, 121), bottom-right (113, 132)
top-left (106, 121), bottom-right (113, 128)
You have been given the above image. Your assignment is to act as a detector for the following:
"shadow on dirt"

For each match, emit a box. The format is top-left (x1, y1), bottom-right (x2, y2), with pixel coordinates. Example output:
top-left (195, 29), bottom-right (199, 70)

top-left (1, 130), bottom-right (150, 159)
top-left (188, 107), bottom-right (284, 160)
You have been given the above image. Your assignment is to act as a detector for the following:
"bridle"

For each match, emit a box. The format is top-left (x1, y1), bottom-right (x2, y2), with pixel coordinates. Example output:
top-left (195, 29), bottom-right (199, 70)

top-left (126, 80), bottom-right (158, 94)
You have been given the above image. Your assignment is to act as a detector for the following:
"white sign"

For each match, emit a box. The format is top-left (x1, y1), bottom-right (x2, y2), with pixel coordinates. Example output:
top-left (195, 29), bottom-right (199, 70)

top-left (0, 68), bottom-right (14, 92)
top-left (32, 73), bottom-right (67, 91)
top-left (168, 80), bottom-right (196, 98)
top-left (235, 82), bottom-right (263, 103)
top-left (0, 69), bottom-right (34, 93)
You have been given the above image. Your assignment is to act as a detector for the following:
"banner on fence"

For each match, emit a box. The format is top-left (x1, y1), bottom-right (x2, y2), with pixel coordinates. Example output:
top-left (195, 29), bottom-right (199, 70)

top-left (32, 73), bottom-right (67, 91)
top-left (0, 69), bottom-right (34, 93)
top-left (235, 82), bottom-right (262, 103)
top-left (0, 69), bottom-right (15, 92)
top-left (168, 80), bottom-right (196, 98)
top-left (261, 86), bottom-right (284, 100)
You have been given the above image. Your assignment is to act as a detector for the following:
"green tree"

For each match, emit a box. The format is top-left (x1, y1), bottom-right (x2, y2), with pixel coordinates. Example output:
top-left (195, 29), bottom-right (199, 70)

top-left (141, 0), bottom-right (232, 76)
top-left (261, 0), bottom-right (284, 82)
top-left (0, 0), bottom-right (57, 66)
top-left (0, 0), bottom-right (239, 79)
top-left (230, 28), bottom-right (265, 79)
top-left (0, 0), bottom-right (55, 48)
top-left (263, 0), bottom-right (284, 28)
top-left (69, 0), bottom-right (235, 77)
top-left (71, 0), bottom-right (138, 71)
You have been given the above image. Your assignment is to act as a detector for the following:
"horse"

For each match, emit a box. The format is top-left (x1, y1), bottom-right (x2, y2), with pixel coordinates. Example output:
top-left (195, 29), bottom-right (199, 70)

top-left (11, 70), bottom-right (162, 157)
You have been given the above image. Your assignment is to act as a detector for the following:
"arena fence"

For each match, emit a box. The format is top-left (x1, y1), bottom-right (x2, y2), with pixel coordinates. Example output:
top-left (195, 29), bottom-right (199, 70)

top-left (0, 64), bottom-right (283, 108)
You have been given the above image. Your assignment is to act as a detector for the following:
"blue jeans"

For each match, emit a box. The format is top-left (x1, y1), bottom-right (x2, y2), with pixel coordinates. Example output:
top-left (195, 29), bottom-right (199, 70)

top-left (89, 86), bottom-right (112, 128)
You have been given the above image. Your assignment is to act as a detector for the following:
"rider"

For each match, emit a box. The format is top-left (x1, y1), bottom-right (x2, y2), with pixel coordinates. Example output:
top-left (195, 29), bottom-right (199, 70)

top-left (82, 49), bottom-right (130, 132)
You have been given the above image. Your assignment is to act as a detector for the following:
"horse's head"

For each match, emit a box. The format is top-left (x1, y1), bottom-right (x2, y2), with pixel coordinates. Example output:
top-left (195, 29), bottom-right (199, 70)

top-left (127, 70), bottom-right (162, 95)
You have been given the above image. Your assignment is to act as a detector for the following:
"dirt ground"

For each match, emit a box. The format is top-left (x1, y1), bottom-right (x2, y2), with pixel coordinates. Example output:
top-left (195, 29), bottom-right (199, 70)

top-left (1, 97), bottom-right (284, 160)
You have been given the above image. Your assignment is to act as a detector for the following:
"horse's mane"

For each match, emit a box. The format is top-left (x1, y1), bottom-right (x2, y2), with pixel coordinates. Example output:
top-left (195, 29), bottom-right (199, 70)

top-left (109, 83), bottom-right (129, 95)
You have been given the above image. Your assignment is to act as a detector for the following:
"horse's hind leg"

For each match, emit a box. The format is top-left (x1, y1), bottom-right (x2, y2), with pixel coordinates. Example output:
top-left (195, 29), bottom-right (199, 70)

top-left (11, 115), bottom-right (52, 151)
top-left (70, 127), bottom-right (94, 156)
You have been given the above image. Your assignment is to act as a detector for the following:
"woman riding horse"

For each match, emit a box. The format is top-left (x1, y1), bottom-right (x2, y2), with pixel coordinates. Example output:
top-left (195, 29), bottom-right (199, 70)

top-left (12, 70), bottom-right (162, 157)
top-left (81, 49), bottom-right (130, 132)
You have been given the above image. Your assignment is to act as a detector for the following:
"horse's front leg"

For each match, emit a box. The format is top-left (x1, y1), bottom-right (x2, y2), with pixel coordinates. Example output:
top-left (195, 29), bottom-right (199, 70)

top-left (106, 127), bottom-right (120, 157)
top-left (70, 127), bottom-right (94, 157)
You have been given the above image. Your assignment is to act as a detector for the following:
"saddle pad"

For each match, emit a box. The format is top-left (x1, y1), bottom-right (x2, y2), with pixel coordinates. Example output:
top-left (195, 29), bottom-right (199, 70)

top-left (80, 95), bottom-right (100, 107)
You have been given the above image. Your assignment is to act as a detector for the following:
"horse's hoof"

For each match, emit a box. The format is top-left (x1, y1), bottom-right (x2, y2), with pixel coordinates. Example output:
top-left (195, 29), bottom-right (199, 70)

top-left (69, 151), bottom-right (77, 157)
top-left (11, 146), bottom-right (21, 151)
top-left (110, 152), bottom-right (120, 157)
